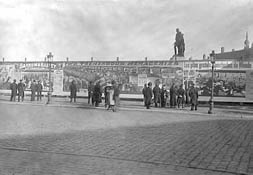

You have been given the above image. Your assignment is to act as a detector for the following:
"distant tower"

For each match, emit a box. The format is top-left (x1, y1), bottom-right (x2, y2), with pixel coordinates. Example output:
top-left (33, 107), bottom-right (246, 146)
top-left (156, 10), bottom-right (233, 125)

top-left (244, 32), bottom-right (250, 49)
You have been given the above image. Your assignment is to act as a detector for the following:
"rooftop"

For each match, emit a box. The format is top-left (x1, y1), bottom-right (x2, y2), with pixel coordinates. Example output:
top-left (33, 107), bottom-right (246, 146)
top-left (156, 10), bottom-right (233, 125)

top-left (215, 47), bottom-right (253, 61)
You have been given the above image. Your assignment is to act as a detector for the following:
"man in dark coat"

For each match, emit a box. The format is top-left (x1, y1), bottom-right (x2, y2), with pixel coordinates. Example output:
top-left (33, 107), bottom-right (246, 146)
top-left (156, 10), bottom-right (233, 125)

top-left (36, 80), bottom-right (43, 101)
top-left (160, 85), bottom-right (168, 107)
top-left (170, 83), bottom-right (177, 108)
top-left (142, 84), bottom-right (147, 106)
top-left (10, 79), bottom-right (18, 101)
top-left (30, 80), bottom-right (36, 101)
top-left (177, 84), bottom-right (185, 108)
top-left (104, 83), bottom-right (112, 108)
top-left (93, 81), bottom-right (102, 107)
top-left (88, 81), bottom-right (94, 105)
top-left (153, 83), bottom-right (161, 107)
top-left (144, 82), bottom-right (153, 109)
top-left (17, 79), bottom-right (25, 102)
top-left (189, 84), bottom-right (198, 110)
top-left (185, 87), bottom-right (190, 106)
top-left (69, 80), bottom-right (77, 102)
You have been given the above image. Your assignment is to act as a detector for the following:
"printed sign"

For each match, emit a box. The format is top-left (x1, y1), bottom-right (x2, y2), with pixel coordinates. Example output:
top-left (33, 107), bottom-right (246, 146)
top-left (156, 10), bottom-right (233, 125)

top-left (246, 70), bottom-right (253, 100)
top-left (53, 70), bottom-right (64, 94)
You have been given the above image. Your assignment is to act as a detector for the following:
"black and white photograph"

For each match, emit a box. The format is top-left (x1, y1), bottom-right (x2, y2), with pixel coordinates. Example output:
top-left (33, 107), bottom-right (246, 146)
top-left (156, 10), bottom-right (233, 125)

top-left (0, 0), bottom-right (253, 174)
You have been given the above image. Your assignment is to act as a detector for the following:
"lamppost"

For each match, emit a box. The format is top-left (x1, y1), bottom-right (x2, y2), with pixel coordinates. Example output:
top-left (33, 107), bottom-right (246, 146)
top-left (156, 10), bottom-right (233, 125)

top-left (208, 50), bottom-right (215, 114)
top-left (46, 52), bottom-right (53, 104)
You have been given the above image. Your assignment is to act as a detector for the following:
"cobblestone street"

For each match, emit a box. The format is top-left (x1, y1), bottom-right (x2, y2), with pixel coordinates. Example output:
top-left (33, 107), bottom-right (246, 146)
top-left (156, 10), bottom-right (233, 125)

top-left (0, 102), bottom-right (253, 175)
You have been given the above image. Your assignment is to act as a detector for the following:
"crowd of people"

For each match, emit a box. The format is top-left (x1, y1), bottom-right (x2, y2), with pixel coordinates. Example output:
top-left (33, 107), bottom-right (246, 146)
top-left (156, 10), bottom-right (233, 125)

top-left (9, 78), bottom-right (199, 112)
top-left (69, 80), bottom-right (121, 112)
top-left (142, 82), bottom-right (199, 111)
top-left (9, 79), bottom-right (43, 102)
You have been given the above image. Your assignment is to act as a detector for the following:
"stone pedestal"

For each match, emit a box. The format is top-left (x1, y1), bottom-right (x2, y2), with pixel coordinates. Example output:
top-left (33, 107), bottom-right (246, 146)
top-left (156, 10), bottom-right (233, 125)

top-left (175, 55), bottom-right (187, 61)
top-left (170, 55), bottom-right (187, 61)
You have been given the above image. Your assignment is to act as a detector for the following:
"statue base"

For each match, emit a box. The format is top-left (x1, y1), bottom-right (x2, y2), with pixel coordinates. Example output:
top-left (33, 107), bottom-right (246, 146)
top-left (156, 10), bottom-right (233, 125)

top-left (170, 55), bottom-right (187, 61)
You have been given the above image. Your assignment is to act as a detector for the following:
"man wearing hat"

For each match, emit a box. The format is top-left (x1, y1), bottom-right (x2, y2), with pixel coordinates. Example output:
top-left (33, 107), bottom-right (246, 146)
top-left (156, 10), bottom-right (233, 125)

top-left (30, 80), bottom-right (36, 101)
top-left (69, 80), bottom-right (77, 102)
top-left (189, 83), bottom-right (198, 110)
top-left (177, 84), bottom-right (185, 109)
top-left (144, 82), bottom-right (153, 109)
top-left (10, 79), bottom-right (18, 101)
top-left (88, 81), bottom-right (94, 105)
top-left (93, 81), bottom-right (102, 106)
top-left (36, 80), bottom-right (43, 101)
top-left (104, 82), bottom-right (112, 108)
top-left (17, 79), bottom-right (26, 102)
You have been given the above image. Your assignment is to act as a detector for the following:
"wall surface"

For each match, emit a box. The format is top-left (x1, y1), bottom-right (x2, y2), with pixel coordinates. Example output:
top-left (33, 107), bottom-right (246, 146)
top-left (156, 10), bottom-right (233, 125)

top-left (0, 60), bottom-right (252, 98)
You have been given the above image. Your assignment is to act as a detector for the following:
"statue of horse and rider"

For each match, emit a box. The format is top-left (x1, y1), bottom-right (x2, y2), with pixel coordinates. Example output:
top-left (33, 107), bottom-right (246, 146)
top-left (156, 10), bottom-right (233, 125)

top-left (174, 28), bottom-right (185, 57)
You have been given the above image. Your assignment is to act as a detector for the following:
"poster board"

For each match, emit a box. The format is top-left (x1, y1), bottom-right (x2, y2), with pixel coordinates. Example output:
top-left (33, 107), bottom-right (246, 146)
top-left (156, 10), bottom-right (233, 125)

top-left (53, 70), bottom-right (64, 94)
top-left (246, 70), bottom-right (253, 100)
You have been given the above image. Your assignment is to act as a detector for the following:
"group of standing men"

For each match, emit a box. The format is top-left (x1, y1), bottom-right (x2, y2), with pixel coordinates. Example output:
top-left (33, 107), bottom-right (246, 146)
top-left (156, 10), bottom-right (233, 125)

top-left (69, 80), bottom-right (120, 111)
top-left (142, 82), bottom-right (199, 111)
top-left (10, 79), bottom-right (43, 102)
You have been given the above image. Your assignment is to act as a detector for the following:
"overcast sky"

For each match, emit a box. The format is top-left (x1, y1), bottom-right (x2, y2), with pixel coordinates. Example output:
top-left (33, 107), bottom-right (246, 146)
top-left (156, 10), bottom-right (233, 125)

top-left (0, 0), bottom-right (252, 61)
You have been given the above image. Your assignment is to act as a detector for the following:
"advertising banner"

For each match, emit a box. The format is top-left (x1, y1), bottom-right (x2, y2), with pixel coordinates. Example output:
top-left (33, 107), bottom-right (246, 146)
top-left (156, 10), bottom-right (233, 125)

top-left (246, 70), bottom-right (253, 100)
top-left (53, 70), bottom-right (64, 94)
top-left (0, 60), bottom-right (249, 97)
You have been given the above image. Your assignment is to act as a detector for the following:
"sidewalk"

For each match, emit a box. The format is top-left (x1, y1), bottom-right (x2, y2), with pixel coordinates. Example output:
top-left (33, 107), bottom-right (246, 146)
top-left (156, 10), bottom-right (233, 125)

top-left (1, 89), bottom-right (253, 104)
top-left (1, 94), bottom-right (253, 118)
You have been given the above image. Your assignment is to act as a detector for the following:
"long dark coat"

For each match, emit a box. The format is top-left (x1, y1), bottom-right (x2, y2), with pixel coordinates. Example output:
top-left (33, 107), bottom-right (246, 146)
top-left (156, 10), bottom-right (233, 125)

top-left (30, 82), bottom-right (36, 101)
top-left (177, 87), bottom-right (185, 101)
top-left (104, 86), bottom-right (111, 105)
top-left (153, 86), bottom-right (161, 104)
top-left (93, 83), bottom-right (102, 103)
top-left (161, 88), bottom-right (168, 107)
top-left (36, 83), bottom-right (43, 92)
top-left (189, 87), bottom-right (198, 105)
top-left (170, 86), bottom-right (177, 107)
top-left (144, 87), bottom-right (152, 106)
top-left (69, 83), bottom-right (77, 98)
top-left (10, 82), bottom-right (18, 95)
top-left (17, 82), bottom-right (25, 95)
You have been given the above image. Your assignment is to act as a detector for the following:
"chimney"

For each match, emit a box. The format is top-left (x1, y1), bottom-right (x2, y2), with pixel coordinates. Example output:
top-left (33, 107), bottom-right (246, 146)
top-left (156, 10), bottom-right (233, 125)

top-left (91, 57), bottom-right (93, 62)
top-left (2, 57), bottom-right (4, 62)
top-left (232, 49), bottom-right (235, 52)
top-left (25, 57), bottom-right (27, 62)
top-left (221, 47), bottom-right (224, 53)
top-left (145, 57), bottom-right (147, 62)
top-left (116, 57), bottom-right (119, 62)
top-left (66, 57), bottom-right (69, 62)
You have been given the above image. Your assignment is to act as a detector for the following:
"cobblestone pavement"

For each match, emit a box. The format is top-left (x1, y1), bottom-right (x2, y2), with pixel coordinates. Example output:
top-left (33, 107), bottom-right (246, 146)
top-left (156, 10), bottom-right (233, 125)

top-left (0, 102), bottom-right (253, 175)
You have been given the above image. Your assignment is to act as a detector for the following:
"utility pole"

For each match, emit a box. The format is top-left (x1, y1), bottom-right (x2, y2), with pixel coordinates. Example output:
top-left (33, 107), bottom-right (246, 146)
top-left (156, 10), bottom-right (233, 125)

top-left (208, 50), bottom-right (215, 114)
top-left (46, 52), bottom-right (53, 104)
